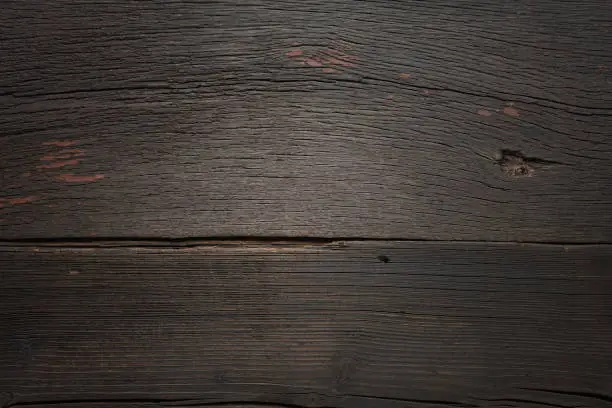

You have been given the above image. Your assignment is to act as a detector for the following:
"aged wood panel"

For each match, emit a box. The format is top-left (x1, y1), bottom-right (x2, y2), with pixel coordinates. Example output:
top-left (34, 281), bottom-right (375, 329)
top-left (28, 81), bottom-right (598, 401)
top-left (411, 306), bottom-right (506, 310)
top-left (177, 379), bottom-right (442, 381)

top-left (1, 242), bottom-right (611, 408)
top-left (1, 0), bottom-right (611, 241)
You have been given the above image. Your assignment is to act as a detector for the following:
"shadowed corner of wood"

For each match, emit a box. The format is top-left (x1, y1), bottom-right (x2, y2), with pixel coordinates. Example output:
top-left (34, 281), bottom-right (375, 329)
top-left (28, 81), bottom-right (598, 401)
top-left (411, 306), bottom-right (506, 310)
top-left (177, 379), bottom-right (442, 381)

top-left (497, 149), bottom-right (566, 178)
top-left (0, 391), bottom-right (13, 408)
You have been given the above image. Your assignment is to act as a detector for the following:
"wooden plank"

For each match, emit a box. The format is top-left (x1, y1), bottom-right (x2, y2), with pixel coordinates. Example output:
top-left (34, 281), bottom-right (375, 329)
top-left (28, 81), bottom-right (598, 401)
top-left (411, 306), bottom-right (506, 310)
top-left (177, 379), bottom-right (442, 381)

top-left (1, 1), bottom-right (611, 241)
top-left (1, 242), bottom-right (611, 408)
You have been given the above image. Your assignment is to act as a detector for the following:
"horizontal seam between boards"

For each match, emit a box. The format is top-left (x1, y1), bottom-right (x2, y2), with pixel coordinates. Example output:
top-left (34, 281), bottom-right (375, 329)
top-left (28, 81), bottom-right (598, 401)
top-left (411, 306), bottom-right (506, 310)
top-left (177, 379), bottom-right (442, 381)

top-left (0, 236), bottom-right (610, 248)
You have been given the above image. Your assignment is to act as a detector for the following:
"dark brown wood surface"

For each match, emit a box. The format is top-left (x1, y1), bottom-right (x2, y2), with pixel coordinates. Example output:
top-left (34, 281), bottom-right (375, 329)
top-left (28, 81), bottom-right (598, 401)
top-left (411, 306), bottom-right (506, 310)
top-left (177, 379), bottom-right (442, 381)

top-left (1, 0), bottom-right (611, 241)
top-left (2, 1), bottom-right (612, 408)
top-left (1, 242), bottom-right (611, 408)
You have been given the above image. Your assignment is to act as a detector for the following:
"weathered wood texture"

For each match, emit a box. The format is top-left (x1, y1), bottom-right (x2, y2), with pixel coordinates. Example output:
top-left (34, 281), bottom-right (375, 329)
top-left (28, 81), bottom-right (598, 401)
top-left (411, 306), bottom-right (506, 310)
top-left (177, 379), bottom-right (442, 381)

top-left (2, 1), bottom-right (611, 241)
top-left (1, 242), bottom-right (611, 408)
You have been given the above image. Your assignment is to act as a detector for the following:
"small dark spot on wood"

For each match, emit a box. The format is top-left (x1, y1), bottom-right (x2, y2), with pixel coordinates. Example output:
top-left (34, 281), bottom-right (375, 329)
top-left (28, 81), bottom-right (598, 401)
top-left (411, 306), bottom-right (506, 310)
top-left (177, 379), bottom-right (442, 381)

top-left (213, 372), bottom-right (226, 383)
top-left (378, 255), bottom-right (390, 263)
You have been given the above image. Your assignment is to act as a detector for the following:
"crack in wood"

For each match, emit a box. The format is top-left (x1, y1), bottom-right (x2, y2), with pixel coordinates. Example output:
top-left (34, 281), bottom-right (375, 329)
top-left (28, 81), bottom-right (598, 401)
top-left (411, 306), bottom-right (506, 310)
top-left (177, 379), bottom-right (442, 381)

top-left (518, 387), bottom-right (612, 404)
top-left (0, 397), bottom-right (320, 408)
top-left (346, 394), bottom-right (478, 407)
top-left (2, 397), bottom-right (478, 408)
top-left (1, 237), bottom-right (611, 248)
top-left (2, 400), bottom-right (324, 408)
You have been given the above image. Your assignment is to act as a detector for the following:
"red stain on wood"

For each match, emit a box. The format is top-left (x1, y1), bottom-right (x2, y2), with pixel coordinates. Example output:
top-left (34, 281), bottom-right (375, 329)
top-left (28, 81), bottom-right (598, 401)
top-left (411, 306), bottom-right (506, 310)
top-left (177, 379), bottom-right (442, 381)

top-left (325, 57), bottom-right (355, 67)
top-left (40, 154), bottom-right (63, 161)
top-left (286, 47), bottom-right (359, 72)
top-left (38, 159), bottom-right (83, 169)
top-left (327, 49), bottom-right (358, 58)
top-left (40, 149), bottom-right (86, 161)
top-left (399, 73), bottom-right (411, 79)
top-left (286, 49), bottom-right (303, 58)
top-left (477, 109), bottom-right (492, 117)
top-left (303, 57), bottom-right (323, 67)
top-left (423, 90), bottom-right (431, 95)
top-left (58, 149), bottom-right (86, 156)
top-left (504, 107), bottom-right (520, 117)
top-left (43, 140), bottom-right (79, 147)
top-left (326, 49), bottom-right (358, 64)
top-left (6, 196), bottom-right (38, 205)
top-left (57, 174), bottom-right (105, 183)
top-left (322, 68), bottom-right (337, 73)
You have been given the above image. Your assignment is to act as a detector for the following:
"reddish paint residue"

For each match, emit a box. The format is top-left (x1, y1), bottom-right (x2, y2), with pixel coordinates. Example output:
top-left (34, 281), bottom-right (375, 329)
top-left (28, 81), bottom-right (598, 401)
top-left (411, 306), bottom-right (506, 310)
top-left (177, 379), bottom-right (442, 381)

top-left (57, 174), bottom-right (105, 183)
top-left (6, 196), bottom-right (38, 205)
top-left (326, 49), bottom-right (359, 64)
top-left (43, 140), bottom-right (79, 147)
top-left (38, 159), bottom-right (83, 169)
top-left (58, 149), bottom-right (86, 157)
top-left (58, 149), bottom-right (86, 154)
top-left (40, 149), bottom-right (86, 161)
top-left (286, 47), bottom-right (359, 72)
top-left (477, 109), bottom-right (492, 117)
top-left (399, 73), bottom-right (411, 79)
top-left (286, 49), bottom-right (303, 58)
top-left (324, 57), bottom-right (356, 68)
top-left (504, 107), bottom-right (520, 117)
top-left (303, 56), bottom-right (324, 67)
top-left (322, 68), bottom-right (337, 73)
top-left (40, 154), bottom-right (65, 161)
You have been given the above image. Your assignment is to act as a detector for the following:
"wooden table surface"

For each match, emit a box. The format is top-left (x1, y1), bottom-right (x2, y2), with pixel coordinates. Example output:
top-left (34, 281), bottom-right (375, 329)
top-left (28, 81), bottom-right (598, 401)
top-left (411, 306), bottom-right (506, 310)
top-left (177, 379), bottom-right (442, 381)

top-left (1, 1), bottom-right (611, 408)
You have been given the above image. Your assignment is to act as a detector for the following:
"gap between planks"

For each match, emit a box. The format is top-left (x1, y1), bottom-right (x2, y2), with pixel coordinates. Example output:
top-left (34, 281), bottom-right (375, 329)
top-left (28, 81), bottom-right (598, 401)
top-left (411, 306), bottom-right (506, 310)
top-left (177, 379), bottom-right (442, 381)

top-left (0, 237), bottom-right (612, 249)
